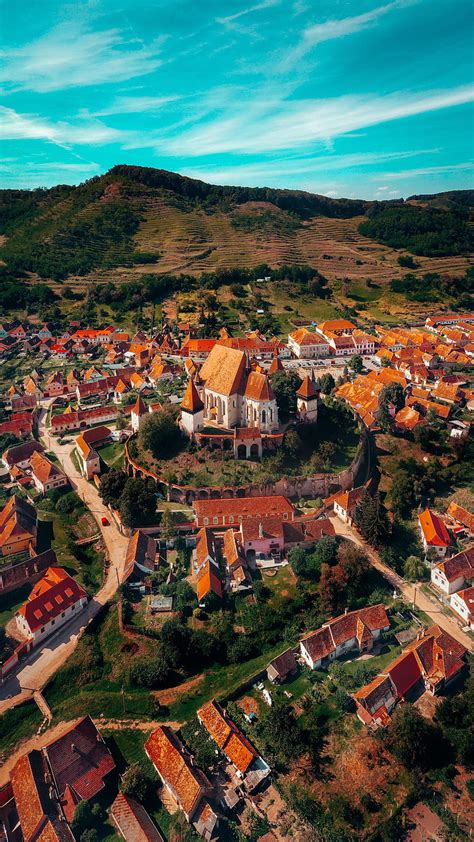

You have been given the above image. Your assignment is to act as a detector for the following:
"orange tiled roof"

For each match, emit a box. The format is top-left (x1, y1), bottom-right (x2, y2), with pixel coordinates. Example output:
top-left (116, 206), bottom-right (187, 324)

top-left (181, 378), bottom-right (204, 413)
top-left (447, 502), bottom-right (474, 533)
top-left (145, 726), bottom-right (210, 818)
top-left (418, 508), bottom-right (450, 547)
top-left (394, 405), bottom-right (422, 431)
top-left (297, 375), bottom-right (318, 399)
top-left (194, 495), bottom-right (294, 521)
top-left (198, 700), bottom-right (257, 773)
top-left (244, 371), bottom-right (275, 402)
top-left (30, 451), bottom-right (65, 485)
top-left (199, 345), bottom-right (247, 396)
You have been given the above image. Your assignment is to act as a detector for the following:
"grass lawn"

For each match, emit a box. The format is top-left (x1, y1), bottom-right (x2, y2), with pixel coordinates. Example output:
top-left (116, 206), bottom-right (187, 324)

top-left (0, 583), bottom-right (32, 626)
top-left (261, 565), bottom-right (298, 603)
top-left (99, 442), bottom-right (125, 469)
top-left (0, 700), bottom-right (43, 760)
top-left (339, 640), bottom-right (402, 677)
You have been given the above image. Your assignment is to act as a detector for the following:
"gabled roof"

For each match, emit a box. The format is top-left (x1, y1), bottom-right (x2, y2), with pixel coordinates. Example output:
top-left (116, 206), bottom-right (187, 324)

top-left (125, 530), bottom-right (157, 579)
top-left (30, 451), bottom-right (65, 485)
top-left (196, 562), bottom-right (222, 602)
top-left (3, 439), bottom-right (44, 467)
top-left (447, 502), bottom-right (474, 533)
top-left (145, 726), bottom-right (210, 819)
top-left (199, 345), bottom-right (247, 396)
top-left (181, 378), bottom-right (204, 413)
top-left (433, 546), bottom-right (474, 583)
top-left (267, 647), bottom-right (297, 680)
top-left (194, 495), bottom-right (294, 521)
top-left (198, 699), bottom-right (258, 774)
top-left (111, 792), bottom-right (165, 841)
top-left (385, 650), bottom-right (422, 697)
top-left (17, 566), bottom-right (86, 632)
top-left (268, 355), bottom-right (283, 374)
top-left (131, 395), bottom-right (148, 417)
top-left (419, 508), bottom-right (450, 547)
top-left (330, 485), bottom-right (366, 514)
top-left (44, 716), bottom-right (115, 822)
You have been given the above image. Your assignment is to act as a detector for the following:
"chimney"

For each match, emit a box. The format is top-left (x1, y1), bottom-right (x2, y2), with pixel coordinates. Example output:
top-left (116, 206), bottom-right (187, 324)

top-left (344, 607), bottom-right (348, 615)
top-left (258, 522), bottom-right (264, 539)
top-left (71, 743), bottom-right (76, 753)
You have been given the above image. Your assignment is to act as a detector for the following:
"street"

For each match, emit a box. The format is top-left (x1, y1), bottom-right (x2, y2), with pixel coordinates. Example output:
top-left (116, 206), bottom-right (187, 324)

top-left (0, 402), bottom-right (129, 713)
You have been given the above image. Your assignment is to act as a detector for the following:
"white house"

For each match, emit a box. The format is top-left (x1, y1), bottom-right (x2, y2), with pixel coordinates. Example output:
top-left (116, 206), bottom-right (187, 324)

top-left (331, 486), bottom-right (366, 526)
top-left (287, 329), bottom-right (331, 359)
top-left (430, 547), bottom-right (474, 595)
top-left (15, 566), bottom-right (87, 645)
top-left (30, 451), bottom-right (68, 495)
top-left (418, 508), bottom-right (451, 559)
top-left (450, 587), bottom-right (474, 629)
top-left (300, 605), bottom-right (389, 670)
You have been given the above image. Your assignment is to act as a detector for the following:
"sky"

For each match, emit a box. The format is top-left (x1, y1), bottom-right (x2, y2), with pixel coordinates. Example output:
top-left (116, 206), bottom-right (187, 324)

top-left (1, 0), bottom-right (473, 198)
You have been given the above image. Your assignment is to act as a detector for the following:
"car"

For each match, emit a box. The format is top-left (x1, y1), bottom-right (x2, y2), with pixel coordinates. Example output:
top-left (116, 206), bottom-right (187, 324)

top-left (101, 516), bottom-right (109, 526)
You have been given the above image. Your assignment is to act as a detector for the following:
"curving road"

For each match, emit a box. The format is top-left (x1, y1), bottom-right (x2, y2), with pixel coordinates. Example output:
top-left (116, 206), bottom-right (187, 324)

top-left (329, 514), bottom-right (473, 651)
top-left (0, 402), bottom-right (129, 714)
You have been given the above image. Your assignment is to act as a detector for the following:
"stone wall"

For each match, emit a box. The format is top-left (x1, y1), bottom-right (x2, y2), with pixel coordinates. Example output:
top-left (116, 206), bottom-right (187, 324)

top-left (125, 429), bottom-right (371, 505)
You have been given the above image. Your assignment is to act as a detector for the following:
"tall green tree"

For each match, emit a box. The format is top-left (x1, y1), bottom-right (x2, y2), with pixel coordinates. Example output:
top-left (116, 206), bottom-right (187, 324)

top-left (270, 370), bottom-right (302, 416)
top-left (354, 491), bottom-right (390, 547)
top-left (139, 405), bottom-right (182, 459)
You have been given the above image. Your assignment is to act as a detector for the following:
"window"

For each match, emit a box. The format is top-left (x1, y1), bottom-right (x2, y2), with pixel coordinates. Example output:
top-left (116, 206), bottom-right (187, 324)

top-left (61, 612), bottom-right (65, 618)
top-left (51, 619), bottom-right (55, 626)
top-left (283, 513), bottom-right (288, 520)
top-left (213, 517), bottom-right (218, 525)
top-left (229, 516), bottom-right (234, 524)
top-left (41, 627), bottom-right (45, 633)
top-left (203, 517), bottom-right (209, 526)
top-left (72, 604), bottom-right (75, 610)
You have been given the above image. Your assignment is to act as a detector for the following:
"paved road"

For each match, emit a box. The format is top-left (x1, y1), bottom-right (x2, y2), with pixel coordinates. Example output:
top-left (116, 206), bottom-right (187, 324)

top-left (329, 515), bottom-right (473, 651)
top-left (0, 404), bottom-right (129, 714)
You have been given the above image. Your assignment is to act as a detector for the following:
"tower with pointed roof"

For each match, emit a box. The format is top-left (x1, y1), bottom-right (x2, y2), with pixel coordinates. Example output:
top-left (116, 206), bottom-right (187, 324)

top-left (180, 378), bottom-right (204, 437)
top-left (131, 395), bottom-right (148, 433)
top-left (296, 374), bottom-right (318, 423)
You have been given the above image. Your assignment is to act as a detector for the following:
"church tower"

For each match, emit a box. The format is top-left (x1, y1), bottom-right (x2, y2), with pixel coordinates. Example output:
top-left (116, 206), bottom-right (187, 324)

top-left (180, 378), bottom-right (204, 437)
top-left (296, 375), bottom-right (318, 423)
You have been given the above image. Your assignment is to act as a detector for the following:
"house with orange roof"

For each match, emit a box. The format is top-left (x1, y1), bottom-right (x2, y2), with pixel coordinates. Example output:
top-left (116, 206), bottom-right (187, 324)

top-left (394, 405), bottom-right (422, 433)
top-left (316, 318), bottom-right (357, 336)
top-left (0, 495), bottom-right (37, 556)
top-left (300, 604), bottom-right (390, 670)
top-left (15, 566), bottom-right (88, 644)
top-left (194, 528), bottom-right (223, 604)
top-left (30, 451), bottom-right (68, 495)
top-left (9, 750), bottom-right (75, 842)
top-left (330, 485), bottom-right (366, 526)
top-left (446, 502), bottom-right (474, 535)
top-left (144, 726), bottom-right (215, 828)
top-left (287, 328), bottom-right (331, 359)
top-left (418, 508), bottom-right (451, 558)
top-left (198, 699), bottom-right (270, 790)
top-left (354, 625), bottom-right (467, 727)
top-left (193, 495), bottom-right (294, 529)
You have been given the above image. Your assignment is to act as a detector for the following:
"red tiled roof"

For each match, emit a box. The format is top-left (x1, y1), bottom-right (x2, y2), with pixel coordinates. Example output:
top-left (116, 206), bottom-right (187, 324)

top-left (385, 650), bottom-right (422, 697)
top-left (44, 716), bottom-right (115, 821)
top-left (296, 375), bottom-right (318, 399)
top-left (198, 700), bottom-right (257, 773)
top-left (111, 792), bottom-right (164, 841)
top-left (30, 451), bottom-right (65, 485)
top-left (243, 371), bottom-right (275, 402)
top-left (447, 502), bottom-right (474, 533)
top-left (194, 495), bottom-right (294, 522)
top-left (17, 566), bottom-right (86, 633)
top-left (181, 378), bottom-right (204, 413)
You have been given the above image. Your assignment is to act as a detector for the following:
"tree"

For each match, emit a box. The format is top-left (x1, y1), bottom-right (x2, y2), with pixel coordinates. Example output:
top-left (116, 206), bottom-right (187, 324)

top-left (160, 507), bottom-right (175, 540)
top-left (116, 411), bottom-right (127, 430)
top-left (121, 764), bottom-right (153, 802)
top-left (130, 655), bottom-right (171, 688)
top-left (71, 802), bottom-right (94, 836)
top-left (139, 405), bottom-right (182, 459)
top-left (388, 705), bottom-right (449, 771)
top-left (403, 555), bottom-right (426, 582)
top-left (270, 370), bottom-right (301, 416)
top-left (99, 470), bottom-right (127, 507)
top-left (354, 491), bottom-right (390, 547)
top-left (349, 354), bottom-right (363, 374)
top-left (378, 382), bottom-right (405, 431)
top-left (257, 704), bottom-right (305, 766)
top-left (119, 477), bottom-right (157, 527)
top-left (320, 373), bottom-right (335, 395)
top-left (283, 429), bottom-right (301, 459)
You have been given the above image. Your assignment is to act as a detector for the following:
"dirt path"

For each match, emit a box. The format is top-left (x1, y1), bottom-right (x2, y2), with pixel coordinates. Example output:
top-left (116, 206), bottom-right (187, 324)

top-left (0, 402), bottom-right (130, 714)
top-left (329, 515), bottom-right (473, 651)
top-left (0, 717), bottom-right (181, 783)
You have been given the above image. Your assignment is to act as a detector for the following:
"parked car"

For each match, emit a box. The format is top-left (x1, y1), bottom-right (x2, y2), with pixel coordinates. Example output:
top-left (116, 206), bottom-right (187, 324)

top-left (101, 516), bottom-right (109, 526)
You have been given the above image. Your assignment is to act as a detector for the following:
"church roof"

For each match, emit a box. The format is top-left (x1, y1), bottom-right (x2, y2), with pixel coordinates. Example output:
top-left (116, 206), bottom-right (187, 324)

top-left (131, 395), bottom-right (148, 417)
top-left (181, 378), bottom-right (204, 413)
top-left (244, 371), bottom-right (275, 402)
top-left (268, 355), bottom-right (283, 374)
top-left (199, 345), bottom-right (247, 396)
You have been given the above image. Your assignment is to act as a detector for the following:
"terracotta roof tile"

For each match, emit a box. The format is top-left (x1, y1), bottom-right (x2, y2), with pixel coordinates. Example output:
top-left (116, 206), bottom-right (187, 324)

top-left (145, 726), bottom-right (210, 819)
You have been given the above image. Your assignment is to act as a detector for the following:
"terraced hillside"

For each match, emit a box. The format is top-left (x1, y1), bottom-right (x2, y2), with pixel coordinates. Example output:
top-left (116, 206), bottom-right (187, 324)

top-left (1, 166), bottom-right (472, 303)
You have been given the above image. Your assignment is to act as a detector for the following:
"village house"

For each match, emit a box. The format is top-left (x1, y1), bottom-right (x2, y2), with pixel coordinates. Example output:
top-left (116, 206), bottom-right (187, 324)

top-left (300, 604), bottom-right (390, 670)
top-left (430, 546), bottom-right (474, 595)
top-left (9, 751), bottom-right (76, 842)
top-left (15, 565), bottom-right (88, 644)
top-left (145, 726), bottom-right (218, 838)
top-left (124, 529), bottom-right (158, 580)
top-left (446, 502), bottom-right (474, 535)
top-left (287, 328), bottom-right (331, 359)
top-left (2, 439), bottom-right (44, 472)
top-left (30, 450), bottom-right (68, 495)
top-left (330, 485), bottom-right (366, 526)
top-left (193, 496), bottom-right (295, 529)
top-left (75, 425), bottom-right (111, 479)
top-left (267, 647), bottom-right (298, 684)
top-left (418, 508), bottom-right (451, 558)
top-left (0, 495), bottom-right (37, 556)
top-left (111, 792), bottom-right (165, 841)
top-left (222, 528), bottom-right (251, 591)
top-left (450, 586), bottom-right (474, 629)
top-left (354, 625), bottom-right (467, 727)
top-left (194, 527), bottom-right (223, 604)
top-left (198, 699), bottom-right (270, 791)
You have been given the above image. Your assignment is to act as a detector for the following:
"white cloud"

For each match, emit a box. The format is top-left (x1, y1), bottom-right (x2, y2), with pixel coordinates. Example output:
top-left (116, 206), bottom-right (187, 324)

top-left (93, 95), bottom-right (180, 117)
top-left (382, 162), bottom-right (474, 178)
top-left (281, 0), bottom-right (418, 68)
top-left (217, 0), bottom-right (279, 26)
top-left (0, 21), bottom-right (165, 93)
top-left (162, 86), bottom-right (474, 157)
top-left (0, 106), bottom-right (127, 149)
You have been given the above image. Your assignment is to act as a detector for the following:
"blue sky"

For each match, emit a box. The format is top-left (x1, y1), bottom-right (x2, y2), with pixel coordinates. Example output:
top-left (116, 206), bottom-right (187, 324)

top-left (1, 0), bottom-right (473, 197)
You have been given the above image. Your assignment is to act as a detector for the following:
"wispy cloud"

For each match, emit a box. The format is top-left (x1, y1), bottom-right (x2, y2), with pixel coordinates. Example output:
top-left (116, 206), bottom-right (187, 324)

top-left (281, 0), bottom-right (418, 69)
top-left (382, 161), bottom-right (474, 178)
top-left (0, 21), bottom-right (165, 93)
top-left (181, 148), bottom-right (440, 185)
top-left (163, 85), bottom-right (474, 156)
top-left (0, 106), bottom-right (127, 149)
top-left (217, 0), bottom-right (279, 26)
top-left (92, 95), bottom-right (180, 117)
